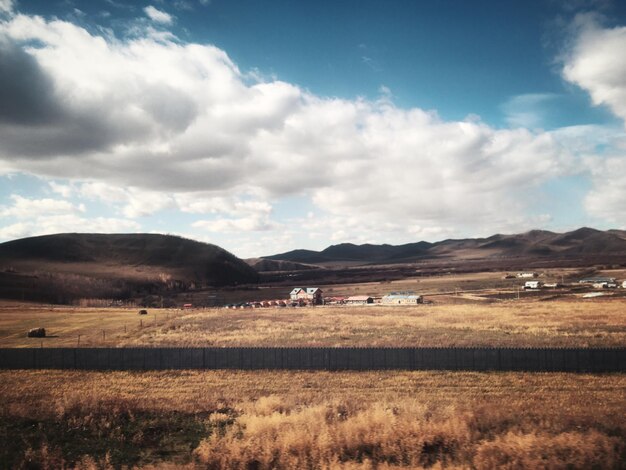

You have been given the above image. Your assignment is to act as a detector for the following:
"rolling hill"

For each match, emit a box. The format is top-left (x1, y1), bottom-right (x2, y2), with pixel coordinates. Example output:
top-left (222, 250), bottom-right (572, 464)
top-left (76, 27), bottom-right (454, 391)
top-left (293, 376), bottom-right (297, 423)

top-left (244, 257), bottom-right (319, 272)
top-left (0, 233), bottom-right (259, 303)
top-left (264, 227), bottom-right (626, 266)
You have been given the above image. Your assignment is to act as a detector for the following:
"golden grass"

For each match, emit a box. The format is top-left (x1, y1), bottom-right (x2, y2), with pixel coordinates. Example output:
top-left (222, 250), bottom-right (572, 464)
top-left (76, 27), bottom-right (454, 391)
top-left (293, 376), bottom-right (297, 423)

top-left (1, 298), bottom-right (625, 348)
top-left (118, 299), bottom-right (626, 348)
top-left (0, 370), bottom-right (624, 468)
top-left (0, 304), bottom-right (184, 347)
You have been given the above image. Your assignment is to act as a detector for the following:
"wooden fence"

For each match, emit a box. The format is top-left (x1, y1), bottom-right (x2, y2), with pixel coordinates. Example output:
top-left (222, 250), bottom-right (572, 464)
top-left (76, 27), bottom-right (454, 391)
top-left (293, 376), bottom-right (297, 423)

top-left (0, 347), bottom-right (624, 372)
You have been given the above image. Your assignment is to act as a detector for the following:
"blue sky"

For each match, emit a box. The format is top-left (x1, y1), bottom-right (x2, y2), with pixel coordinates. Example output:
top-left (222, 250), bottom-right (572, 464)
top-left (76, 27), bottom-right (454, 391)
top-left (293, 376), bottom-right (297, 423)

top-left (0, 0), bottom-right (625, 257)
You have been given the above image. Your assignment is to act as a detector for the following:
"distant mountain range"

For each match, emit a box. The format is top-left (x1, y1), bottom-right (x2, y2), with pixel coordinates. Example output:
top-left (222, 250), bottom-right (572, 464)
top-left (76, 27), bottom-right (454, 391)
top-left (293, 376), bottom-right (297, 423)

top-left (263, 228), bottom-right (626, 267)
top-left (1, 228), bottom-right (625, 304)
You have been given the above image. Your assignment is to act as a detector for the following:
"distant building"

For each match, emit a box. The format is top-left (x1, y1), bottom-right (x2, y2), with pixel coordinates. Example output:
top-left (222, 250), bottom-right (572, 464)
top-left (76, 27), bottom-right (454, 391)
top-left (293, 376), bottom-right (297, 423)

top-left (345, 295), bottom-right (374, 305)
top-left (289, 287), bottom-right (323, 304)
top-left (381, 292), bottom-right (423, 305)
top-left (593, 282), bottom-right (617, 289)
top-left (579, 277), bottom-right (616, 284)
top-left (517, 272), bottom-right (538, 278)
top-left (623, 280), bottom-right (626, 289)
top-left (524, 281), bottom-right (542, 289)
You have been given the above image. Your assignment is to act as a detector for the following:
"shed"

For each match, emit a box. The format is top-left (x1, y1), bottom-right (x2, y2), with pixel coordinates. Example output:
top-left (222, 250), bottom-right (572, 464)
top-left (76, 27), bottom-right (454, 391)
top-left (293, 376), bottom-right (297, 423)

top-left (345, 295), bottom-right (374, 305)
top-left (381, 292), bottom-right (423, 305)
top-left (579, 277), bottom-right (616, 284)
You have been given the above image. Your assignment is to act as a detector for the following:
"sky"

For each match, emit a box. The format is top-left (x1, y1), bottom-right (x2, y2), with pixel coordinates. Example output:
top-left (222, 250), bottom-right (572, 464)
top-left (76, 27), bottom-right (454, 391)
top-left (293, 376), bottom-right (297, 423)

top-left (0, 0), bottom-right (626, 258)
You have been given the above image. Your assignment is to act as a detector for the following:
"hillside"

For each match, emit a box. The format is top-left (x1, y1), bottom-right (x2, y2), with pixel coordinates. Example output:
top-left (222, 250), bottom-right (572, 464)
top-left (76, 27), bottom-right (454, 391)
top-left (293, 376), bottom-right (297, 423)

top-left (245, 258), bottom-right (318, 272)
top-left (265, 227), bottom-right (626, 266)
top-left (0, 233), bottom-right (258, 303)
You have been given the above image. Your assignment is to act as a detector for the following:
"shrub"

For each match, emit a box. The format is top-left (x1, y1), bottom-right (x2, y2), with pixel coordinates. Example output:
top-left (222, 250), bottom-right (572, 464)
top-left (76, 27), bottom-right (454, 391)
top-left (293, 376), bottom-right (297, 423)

top-left (474, 430), bottom-right (622, 469)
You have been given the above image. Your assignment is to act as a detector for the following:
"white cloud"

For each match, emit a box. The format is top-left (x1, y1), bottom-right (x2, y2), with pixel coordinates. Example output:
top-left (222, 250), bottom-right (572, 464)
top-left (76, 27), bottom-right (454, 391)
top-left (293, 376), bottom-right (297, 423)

top-left (0, 10), bottom-right (622, 249)
top-left (0, 194), bottom-right (141, 241)
top-left (78, 182), bottom-right (173, 218)
top-left (175, 193), bottom-right (272, 216)
top-left (563, 15), bottom-right (626, 125)
top-left (144, 5), bottom-right (173, 24)
top-left (502, 93), bottom-right (558, 129)
top-left (190, 197), bottom-right (278, 233)
top-left (193, 214), bottom-right (278, 233)
top-left (0, 221), bottom-right (31, 239)
top-left (562, 16), bottom-right (626, 227)
top-left (584, 156), bottom-right (626, 226)
top-left (48, 181), bottom-right (73, 198)
top-left (0, 215), bottom-right (141, 241)
top-left (0, 0), bottom-right (13, 14)
top-left (0, 195), bottom-right (82, 218)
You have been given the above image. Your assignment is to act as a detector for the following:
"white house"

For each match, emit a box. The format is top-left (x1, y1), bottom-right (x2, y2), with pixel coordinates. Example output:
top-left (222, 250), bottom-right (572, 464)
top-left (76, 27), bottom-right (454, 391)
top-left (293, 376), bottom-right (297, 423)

top-left (524, 281), bottom-right (542, 289)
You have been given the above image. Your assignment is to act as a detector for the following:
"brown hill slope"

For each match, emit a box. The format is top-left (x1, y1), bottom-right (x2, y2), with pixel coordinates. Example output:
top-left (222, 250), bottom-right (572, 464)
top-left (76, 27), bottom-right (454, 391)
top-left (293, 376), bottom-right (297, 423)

top-left (265, 228), bottom-right (626, 266)
top-left (0, 233), bottom-right (258, 303)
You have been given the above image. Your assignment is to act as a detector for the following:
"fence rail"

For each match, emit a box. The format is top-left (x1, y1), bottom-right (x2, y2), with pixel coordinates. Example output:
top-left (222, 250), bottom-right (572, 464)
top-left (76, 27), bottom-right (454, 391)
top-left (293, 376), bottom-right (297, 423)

top-left (0, 347), bottom-right (624, 372)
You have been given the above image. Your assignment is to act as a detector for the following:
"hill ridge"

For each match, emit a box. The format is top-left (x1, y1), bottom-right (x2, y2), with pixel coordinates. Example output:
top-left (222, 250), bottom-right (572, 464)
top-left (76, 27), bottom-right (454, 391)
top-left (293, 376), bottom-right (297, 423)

top-left (264, 227), bottom-right (626, 266)
top-left (0, 232), bottom-right (259, 286)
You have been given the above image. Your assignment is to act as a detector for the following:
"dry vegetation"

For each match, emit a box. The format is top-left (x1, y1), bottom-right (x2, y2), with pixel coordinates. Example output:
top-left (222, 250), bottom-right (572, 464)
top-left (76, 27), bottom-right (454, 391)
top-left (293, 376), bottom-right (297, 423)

top-left (0, 370), bottom-right (624, 468)
top-left (122, 300), bottom-right (625, 348)
top-left (0, 303), bottom-right (183, 348)
top-left (1, 298), bottom-right (625, 348)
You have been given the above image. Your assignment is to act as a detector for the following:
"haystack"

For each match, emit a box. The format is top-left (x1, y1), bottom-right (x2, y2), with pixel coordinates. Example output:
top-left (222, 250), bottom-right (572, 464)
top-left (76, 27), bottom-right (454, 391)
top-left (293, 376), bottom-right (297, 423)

top-left (27, 327), bottom-right (46, 338)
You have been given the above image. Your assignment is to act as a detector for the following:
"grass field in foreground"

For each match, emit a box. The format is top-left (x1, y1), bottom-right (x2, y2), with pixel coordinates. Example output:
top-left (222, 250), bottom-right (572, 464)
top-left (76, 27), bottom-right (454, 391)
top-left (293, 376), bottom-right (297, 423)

top-left (0, 370), bottom-right (624, 468)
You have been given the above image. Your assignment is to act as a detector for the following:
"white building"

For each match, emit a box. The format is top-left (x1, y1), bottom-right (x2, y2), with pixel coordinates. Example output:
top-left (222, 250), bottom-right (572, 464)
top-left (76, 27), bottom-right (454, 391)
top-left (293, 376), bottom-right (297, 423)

top-left (517, 272), bottom-right (538, 278)
top-left (524, 281), bottom-right (542, 289)
top-left (381, 292), bottom-right (423, 305)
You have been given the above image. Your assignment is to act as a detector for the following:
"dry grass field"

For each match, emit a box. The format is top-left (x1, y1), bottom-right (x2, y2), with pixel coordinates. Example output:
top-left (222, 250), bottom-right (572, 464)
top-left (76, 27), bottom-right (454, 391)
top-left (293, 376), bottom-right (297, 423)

top-left (0, 370), bottom-right (624, 468)
top-left (1, 298), bottom-right (624, 348)
top-left (1, 272), bottom-right (624, 468)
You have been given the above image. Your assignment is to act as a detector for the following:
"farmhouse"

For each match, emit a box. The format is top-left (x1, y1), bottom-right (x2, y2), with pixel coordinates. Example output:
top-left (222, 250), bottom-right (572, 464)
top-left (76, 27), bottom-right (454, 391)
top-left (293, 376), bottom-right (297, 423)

top-left (524, 281), bottom-right (542, 289)
top-left (345, 295), bottom-right (374, 305)
top-left (517, 272), bottom-right (538, 278)
top-left (381, 292), bottom-right (423, 305)
top-left (289, 287), bottom-right (323, 305)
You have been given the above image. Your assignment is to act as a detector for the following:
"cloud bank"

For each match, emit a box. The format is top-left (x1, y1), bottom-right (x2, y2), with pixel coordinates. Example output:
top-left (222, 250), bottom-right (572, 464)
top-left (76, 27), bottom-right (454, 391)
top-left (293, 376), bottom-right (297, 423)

top-left (0, 9), bottom-right (624, 253)
top-left (563, 14), bottom-right (626, 225)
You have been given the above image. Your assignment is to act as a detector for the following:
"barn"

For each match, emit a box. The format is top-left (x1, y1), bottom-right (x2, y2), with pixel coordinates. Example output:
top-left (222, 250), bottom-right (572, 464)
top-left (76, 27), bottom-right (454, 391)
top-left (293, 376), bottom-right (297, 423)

top-left (381, 292), bottom-right (423, 305)
top-left (345, 295), bottom-right (374, 305)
